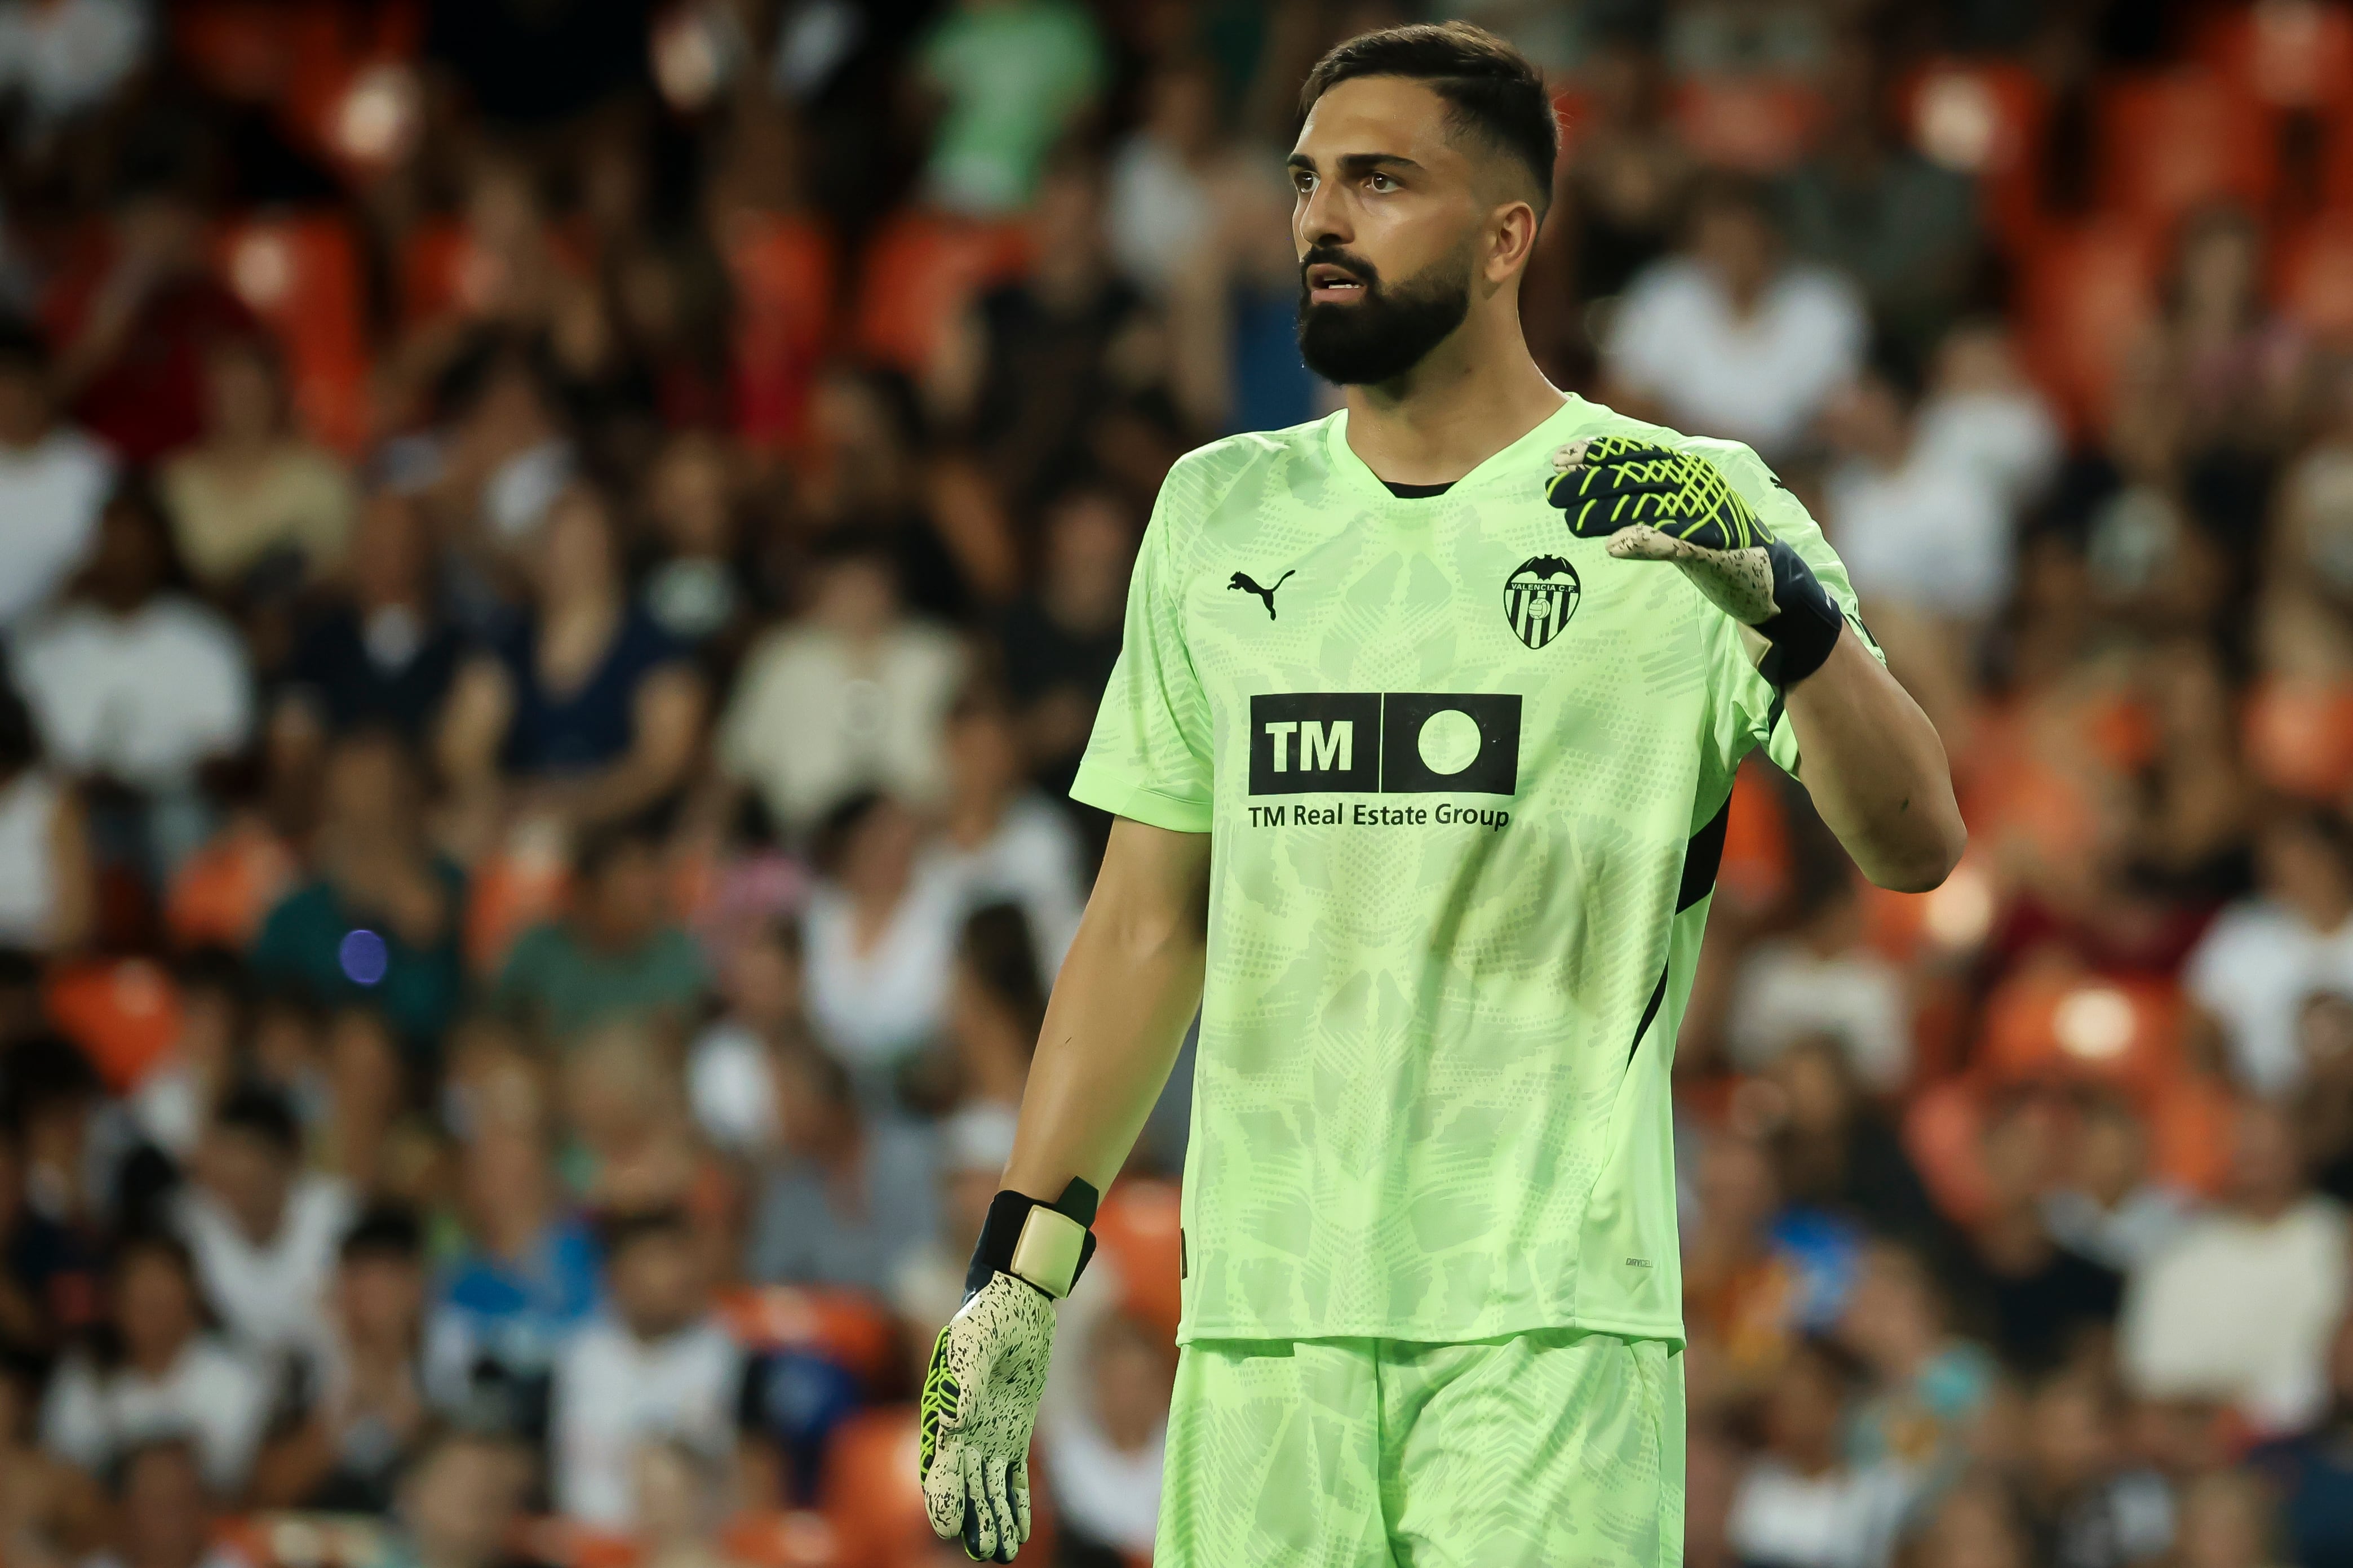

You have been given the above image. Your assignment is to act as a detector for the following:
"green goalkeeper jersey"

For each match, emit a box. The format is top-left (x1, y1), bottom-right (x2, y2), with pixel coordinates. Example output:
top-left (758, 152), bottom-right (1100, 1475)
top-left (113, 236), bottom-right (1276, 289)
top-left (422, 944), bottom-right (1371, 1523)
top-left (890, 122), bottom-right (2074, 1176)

top-left (1071, 395), bottom-right (1875, 1348)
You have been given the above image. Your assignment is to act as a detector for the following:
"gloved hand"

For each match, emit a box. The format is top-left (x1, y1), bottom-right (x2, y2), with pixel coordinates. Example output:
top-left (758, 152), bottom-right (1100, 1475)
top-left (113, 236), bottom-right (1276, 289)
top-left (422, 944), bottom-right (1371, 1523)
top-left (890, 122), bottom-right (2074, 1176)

top-left (1546, 436), bottom-right (1843, 686)
top-left (919, 1180), bottom-right (1099, 1562)
top-left (919, 1272), bottom-right (1053, 1562)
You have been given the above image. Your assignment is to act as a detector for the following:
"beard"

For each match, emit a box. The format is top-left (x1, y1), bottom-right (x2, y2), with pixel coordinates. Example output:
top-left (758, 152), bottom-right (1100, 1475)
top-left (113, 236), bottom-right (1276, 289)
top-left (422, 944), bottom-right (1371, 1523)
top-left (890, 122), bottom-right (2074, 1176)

top-left (1295, 243), bottom-right (1474, 386)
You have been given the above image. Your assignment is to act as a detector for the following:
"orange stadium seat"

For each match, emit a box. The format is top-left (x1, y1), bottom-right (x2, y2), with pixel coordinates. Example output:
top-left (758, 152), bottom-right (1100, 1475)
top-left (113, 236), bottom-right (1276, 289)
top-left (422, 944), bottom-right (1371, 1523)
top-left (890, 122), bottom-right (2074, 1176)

top-left (1979, 966), bottom-right (2185, 1099)
top-left (464, 824), bottom-right (572, 977)
top-left (720, 1512), bottom-right (843, 1567)
top-left (215, 214), bottom-right (373, 452)
top-left (2198, 0), bottom-right (2353, 113)
top-left (2243, 675), bottom-right (2353, 798)
top-left (2096, 70), bottom-right (2275, 225)
top-left (2015, 217), bottom-right (2159, 433)
top-left (1899, 59), bottom-right (2049, 252)
top-left (165, 815), bottom-right (299, 952)
top-left (818, 1407), bottom-right (938, 1568)
top-left (1715, 760), bottom-right (1792, 914)
top-left (2275, 215), bottom-right (2353, 337)
top-left (850, 211), bottom-right (1030, 374)
top-left (45, 958), bottom-right (182, 1094)
top-left (717, 1284), bottom-right (896, 1387)
top-left (1668, 77), bottom-right (1825, 172)
top-left (1092, 1179), bottom-right (1182, 1343)
top-left (721, 212), bottom-right (837, 452)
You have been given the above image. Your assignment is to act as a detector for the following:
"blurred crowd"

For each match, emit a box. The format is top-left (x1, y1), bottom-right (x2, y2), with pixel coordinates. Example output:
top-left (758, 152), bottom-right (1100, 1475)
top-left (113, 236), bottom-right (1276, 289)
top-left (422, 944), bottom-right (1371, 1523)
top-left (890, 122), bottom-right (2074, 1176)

top-left (3, 1), bottom-right (2353, 1566)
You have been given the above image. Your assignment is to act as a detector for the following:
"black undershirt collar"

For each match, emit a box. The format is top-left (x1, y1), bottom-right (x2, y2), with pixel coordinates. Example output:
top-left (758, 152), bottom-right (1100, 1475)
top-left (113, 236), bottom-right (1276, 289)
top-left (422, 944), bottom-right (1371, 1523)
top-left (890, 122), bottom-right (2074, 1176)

top-left (1381, 479), bottom-right (1456, 499)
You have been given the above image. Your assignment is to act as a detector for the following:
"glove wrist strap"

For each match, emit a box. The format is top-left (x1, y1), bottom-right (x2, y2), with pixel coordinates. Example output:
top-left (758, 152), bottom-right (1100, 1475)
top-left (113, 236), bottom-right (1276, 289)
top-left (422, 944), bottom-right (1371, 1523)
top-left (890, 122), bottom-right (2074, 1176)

top-left (967, 1179), bottom-right (1099, 1300)
top-left (1755, 540), bottom-right (1844, 689)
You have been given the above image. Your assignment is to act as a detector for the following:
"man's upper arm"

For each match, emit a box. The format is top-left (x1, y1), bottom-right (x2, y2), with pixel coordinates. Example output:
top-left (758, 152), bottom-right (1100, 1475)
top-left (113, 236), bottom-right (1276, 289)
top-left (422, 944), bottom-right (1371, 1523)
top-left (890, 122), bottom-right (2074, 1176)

top-left (1070, 483), bottom-right (1213, 833)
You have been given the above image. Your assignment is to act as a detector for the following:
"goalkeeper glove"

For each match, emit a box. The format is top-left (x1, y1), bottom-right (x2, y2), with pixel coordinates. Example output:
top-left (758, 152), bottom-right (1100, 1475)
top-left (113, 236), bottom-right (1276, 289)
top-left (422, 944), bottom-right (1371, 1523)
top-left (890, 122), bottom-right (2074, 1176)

top-left (1546, 436), bottom-right (1844, 687)
top-left (919, 1179), bottom-right (1100, 1563)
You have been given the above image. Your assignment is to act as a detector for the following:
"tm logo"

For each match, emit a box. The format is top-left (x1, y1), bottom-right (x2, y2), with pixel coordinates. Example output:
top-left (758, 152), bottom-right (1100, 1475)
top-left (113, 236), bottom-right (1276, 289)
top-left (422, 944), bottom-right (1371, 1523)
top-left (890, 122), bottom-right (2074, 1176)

top-left (1248, 692), bottom-right (1519, 796)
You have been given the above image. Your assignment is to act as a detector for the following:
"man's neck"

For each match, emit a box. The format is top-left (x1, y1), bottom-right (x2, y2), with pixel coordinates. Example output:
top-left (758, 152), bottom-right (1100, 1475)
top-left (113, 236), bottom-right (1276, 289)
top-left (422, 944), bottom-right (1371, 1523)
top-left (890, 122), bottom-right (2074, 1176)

top-left (1340, 320), bottom-right (1565, 488)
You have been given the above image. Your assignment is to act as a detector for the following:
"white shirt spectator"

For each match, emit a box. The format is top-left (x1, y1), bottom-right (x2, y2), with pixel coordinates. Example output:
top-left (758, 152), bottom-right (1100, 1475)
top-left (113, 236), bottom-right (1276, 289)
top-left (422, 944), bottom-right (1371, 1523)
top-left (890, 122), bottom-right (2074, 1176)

top-left (719, 620), bottom-right (964, 833)
top-left (11, 596), bottom-right (252, 789)
top-left (1725, 938), bottom-right (1909, 1092)
top-left (172, 1173), bottom-right (356, 1364)
top-left (0, 0), bottom-right (148, 131)
top-left (686, 1019), bottom-right (776, 1155)
top-left (1825, 447), bottom-right (2013, 620)
top-left (40, 1337), bottom-right (270, 1494)
top-left (803, 855), bottom-right (965, 1071)
top-left (1605, 257), bottom-right (1867, 457)
top-left (2120, 1193), bottom-right (2348, 1433)
top-left (0, 767), bottom-right (64, 946)
top-left (1913, 386), bottom-right (2061, 512)
top-left (2040, 1184), bottom-right (2192, 1274)
top-left (1107, 134), bottom-right (1210, 299)
top-left (0, 427), bottom-right (111, 627)
top-left (1726, 1457), bottom-right (1916, 1568)
top-left (2184, 898), bottom-right (2353, 1094)
top-left (551, 1315), bottom-right (745, 1529)
top-left (936, 793), bottom-right (1087, 978)
top-left (1042, 1411), bottom-right (1164, 1557)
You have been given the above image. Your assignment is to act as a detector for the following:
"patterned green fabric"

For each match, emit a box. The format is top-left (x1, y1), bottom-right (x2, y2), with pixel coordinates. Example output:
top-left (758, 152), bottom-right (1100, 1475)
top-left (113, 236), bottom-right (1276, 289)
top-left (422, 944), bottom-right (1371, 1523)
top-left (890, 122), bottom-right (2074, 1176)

top-left (919, 1273), bottom-right (1055, 1561)
top-left (1072, 396), bottom-right (1873, 1347)
top-left (1155, 1330), bottom-right (1686, 1567)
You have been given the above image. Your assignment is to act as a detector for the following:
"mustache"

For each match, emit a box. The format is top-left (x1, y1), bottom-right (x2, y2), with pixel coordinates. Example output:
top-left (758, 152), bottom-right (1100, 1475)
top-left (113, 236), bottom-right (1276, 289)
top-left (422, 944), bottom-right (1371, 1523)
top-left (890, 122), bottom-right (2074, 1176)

top-left (1299, 245), bottom-right (1381, 293)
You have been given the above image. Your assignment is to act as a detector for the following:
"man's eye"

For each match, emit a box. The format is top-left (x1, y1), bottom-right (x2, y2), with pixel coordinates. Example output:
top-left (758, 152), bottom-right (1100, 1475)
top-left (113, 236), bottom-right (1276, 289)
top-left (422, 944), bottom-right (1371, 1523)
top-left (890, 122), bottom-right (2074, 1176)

top-left (1367, 172), bottom-right (1398, 193)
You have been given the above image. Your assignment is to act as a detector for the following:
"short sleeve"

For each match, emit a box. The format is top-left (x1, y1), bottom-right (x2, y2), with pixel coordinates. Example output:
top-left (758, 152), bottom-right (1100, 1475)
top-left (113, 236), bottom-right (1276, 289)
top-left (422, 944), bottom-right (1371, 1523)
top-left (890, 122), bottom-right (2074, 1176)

top-left (1069, 484), bottom-right (1213, 833)
top-left (1684, 436), bottom-right (1884, 780)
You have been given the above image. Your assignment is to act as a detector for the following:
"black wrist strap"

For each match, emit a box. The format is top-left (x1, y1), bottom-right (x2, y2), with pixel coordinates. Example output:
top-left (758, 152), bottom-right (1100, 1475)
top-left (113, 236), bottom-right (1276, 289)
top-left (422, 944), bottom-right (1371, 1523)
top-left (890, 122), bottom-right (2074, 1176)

top-left (1755, 540), bottom-right (1844, 689)
top-left (965, 1178), bottom-right (1100, 1300)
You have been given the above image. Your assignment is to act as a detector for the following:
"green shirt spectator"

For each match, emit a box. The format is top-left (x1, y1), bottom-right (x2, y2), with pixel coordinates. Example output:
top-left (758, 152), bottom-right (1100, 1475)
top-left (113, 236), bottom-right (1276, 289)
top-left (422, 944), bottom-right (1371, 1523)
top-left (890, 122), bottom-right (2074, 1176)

top-left (916, 0), bottom-right (1106, 215)
top-left (492, 819), bottom-right (708, 1044)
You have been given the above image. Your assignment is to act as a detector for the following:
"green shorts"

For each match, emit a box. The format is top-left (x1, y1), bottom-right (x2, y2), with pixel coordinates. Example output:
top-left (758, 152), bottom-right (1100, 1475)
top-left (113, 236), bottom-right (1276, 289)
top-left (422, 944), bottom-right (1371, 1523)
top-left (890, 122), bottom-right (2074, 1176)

top-left (1154, 1329), bottom-right (1683, 1568)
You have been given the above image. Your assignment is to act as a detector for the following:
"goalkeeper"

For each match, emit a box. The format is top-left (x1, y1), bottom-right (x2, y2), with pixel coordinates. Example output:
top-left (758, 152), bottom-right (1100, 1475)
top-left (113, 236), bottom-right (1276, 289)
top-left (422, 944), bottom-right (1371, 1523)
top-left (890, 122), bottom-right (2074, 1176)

top-left (920, 20), bottom-right (1964, 1568)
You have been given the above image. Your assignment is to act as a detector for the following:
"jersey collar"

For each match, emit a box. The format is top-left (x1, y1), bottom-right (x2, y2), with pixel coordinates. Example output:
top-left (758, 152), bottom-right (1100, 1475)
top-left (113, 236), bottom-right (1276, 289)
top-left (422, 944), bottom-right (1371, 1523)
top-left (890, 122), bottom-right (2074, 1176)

top-left (1324, 394), bottom-right (1602, 507)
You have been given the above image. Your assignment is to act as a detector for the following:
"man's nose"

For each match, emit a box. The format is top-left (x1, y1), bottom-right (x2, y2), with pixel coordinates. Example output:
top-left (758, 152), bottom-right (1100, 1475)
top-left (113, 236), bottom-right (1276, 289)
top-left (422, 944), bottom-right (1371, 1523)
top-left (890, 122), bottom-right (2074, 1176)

top-left (1296, 179), bottom-right (1351, 252)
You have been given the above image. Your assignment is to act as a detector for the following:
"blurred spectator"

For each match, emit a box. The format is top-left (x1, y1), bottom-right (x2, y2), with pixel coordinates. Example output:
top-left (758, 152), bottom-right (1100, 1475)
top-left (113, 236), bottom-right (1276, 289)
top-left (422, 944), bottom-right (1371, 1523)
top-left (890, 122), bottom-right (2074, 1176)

top-left (39, 1233), bottom-right (269, 1495)
top-left (912, 0), bottom-right (1106, 216)
top-left (992, 481), bottom-right (1134, 802)
top-left (2015, 1367), bottom-right (2173, 1568)
top-left (252, 1207), bottom-right (430, 1512)
top-left (1683, 1131), bottom-right (1803, 1394)
top-left (82, 1438), bottom-right (244, 1568)
top-left (424, 1122), bottom-right (600, 1443)
top-left (0, 321), bottom-right (114, 630)
top-left (551, 1206), bottom-right (745, 1530)
top-left (630, 1437), bottom-right (733, 1568)
top-left (2121, 207), bottom-right (2307, 475)
top-left (685, 916), bottom-right (809, 1159)
top-left (389, 1427), bottom-right (535, 1568)
top-left (495, 815), bottom-right (707, 1045)
top-left (1557, 32), bottom-right (1694, 305)
top-left (1603, 173), bottom-right (1866, 459)
top-left (637, 430), bottom-right (750, 659)
top-left (794, 367), bottom-right (978, 623)
top-left (2122, 1100), bottom-right (2348, 1434)
top-left (1726, 874), bottom-right (1909, 1092)
top-left (1779, 35), bottom-right (1979, 359)
top-left (937, 691), bottom-right (1085, 971)
top-left (3, 1072), bottom-right (108, 1360)
top-left (0, 0), bottom-right (148, 138)
top-left (2249, 1314), bottom-right (2353, 1568)
top-left (0, 673), bottom-right (93, 952)
top-left (1951, 1093), bottom-right (2123, 1375)
top-left (801, 792), bottom-right (962, 1078)
top-left (890, 1101), bottom-right (1019, 1344)
top-left (2038, 1095), bottom-right (2188, 1273)
top-left (441, 484), bottom-right (704, 831)
top-left (1724, 1337), bottom-right (1915, 1568)
top-left (1898, 1472), bottom-right (2037, 1568)
top-left (946, 903), bottom-right (1047, 1114)
top-left (277, 494), bottom-right (464, 748)
top-left (2186, 810), bottom-right (2353, 1095)
top-left (1837, 1240), bottom-right (1995, 1471)
top-left (2261, 357), bottom-right (2353, 678)
top-left (1107, 58), bottom-right (1245, 300)
top-left (1761, 1037), bottom-right (1946, 1254)
top-left (251, 730), bottom-right (466, 1053)
top-left (3, 1033), bottom-right (108, 1242)
top-left (159, 336), bottom-right (357, 594)
top-left (10, 485), bottom-right (252, 873)
top-left (2164, 1468), bottom-right (2286, 1568)
top-left (559, 1023), bottom-right (702, 1215)
top-left (1914, 322), bottom-right (2062, 520)
top-left (746, 1043), bottom-right (934, 1292)
top-left (418, 336), bottom-right (575, 567)
top-left (55, 171), bottom-right (260, 467)
top-left (171, 1084), bottom-right (356, 1372)
top-left (1042, 1311), bottom-right (1173, 1565)
top-left (2296, 992), bottom-right (2353, 1203)
top-left (934, 156), bottom-right (1162, 511)
top-left (0, 1353), bottom-right (99, 1568)
top-left (719, 543), bottom-right (964, 834)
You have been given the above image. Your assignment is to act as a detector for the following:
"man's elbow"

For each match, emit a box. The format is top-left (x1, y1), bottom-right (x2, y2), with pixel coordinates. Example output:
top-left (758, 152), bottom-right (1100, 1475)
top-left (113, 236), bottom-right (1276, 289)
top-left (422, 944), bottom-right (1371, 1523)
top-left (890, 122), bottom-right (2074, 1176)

top-left (1863, 820), bottom-right (1968, 895)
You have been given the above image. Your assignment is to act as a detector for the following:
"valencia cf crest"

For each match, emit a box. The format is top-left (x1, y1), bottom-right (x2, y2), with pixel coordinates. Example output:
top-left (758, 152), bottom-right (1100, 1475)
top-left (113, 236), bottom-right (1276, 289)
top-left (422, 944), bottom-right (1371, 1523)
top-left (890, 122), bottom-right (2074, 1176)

top-left (1504, 556), bottom-right (1580, 649)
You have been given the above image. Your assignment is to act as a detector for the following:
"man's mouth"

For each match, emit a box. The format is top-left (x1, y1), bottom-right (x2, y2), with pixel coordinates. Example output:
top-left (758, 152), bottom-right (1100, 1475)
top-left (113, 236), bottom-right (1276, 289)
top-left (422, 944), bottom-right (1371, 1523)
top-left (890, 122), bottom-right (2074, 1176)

top-left (1305, 261), bottom-right (1369, 305)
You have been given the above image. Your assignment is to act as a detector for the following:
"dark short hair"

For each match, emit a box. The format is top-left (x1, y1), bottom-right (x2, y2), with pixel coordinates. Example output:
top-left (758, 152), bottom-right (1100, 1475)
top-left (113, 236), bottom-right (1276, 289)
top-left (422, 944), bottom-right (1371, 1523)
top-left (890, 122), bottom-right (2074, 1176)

top-left (340, 1205), bottom-right (424, 1265)
top-left (598, 1204), bottom-right (693, 1257)
top-left (1299, 22), bottom-right (1559, 213)
top-left (214, 1082), bottom-right (303, 1159)
top-left (0, 318), bottom-right (48, 378)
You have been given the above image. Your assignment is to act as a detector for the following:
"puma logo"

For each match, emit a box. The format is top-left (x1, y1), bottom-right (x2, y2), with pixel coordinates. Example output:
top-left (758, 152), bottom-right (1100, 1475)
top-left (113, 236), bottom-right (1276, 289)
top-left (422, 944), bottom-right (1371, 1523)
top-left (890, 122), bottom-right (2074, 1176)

top-left (1228, 570), bottom-right (1296, 620)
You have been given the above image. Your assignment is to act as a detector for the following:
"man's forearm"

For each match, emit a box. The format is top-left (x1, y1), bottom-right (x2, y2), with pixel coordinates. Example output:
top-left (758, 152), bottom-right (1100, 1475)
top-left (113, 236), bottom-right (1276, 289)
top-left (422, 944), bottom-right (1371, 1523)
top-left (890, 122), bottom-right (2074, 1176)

top-left (1783, 632), bottom-right (1966, 893)
top-left (1003, 819), bottom-right (1211, 1198)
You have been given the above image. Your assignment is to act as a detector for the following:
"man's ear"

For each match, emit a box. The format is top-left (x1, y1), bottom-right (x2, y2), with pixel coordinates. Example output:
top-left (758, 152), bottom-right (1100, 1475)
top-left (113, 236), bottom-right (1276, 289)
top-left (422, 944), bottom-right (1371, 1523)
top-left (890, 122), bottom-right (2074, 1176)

top-left (1485, 198), bottom-right (1541, 286)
